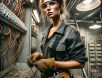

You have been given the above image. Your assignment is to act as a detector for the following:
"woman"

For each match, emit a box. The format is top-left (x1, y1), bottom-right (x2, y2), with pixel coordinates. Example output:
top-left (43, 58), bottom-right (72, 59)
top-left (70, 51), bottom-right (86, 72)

top-left (28, 0), bottom-right (87, 78)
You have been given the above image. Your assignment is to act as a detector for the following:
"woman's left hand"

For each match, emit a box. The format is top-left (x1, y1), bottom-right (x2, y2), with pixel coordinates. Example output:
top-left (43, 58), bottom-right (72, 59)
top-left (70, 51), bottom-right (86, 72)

top-left (34, 58), bottom-right (55, 72)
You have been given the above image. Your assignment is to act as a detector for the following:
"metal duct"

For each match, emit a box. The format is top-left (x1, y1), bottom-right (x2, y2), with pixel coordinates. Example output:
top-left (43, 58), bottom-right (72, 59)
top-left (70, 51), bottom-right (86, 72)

top-left (82, 7), bottom-right (101, 20)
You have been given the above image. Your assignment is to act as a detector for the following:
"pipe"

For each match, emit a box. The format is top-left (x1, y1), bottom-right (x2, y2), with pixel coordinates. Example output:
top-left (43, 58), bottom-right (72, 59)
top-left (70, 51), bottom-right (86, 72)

top-left (67, 0), bottom-right (77, 12)
top-left (0, 3), bottom-right (27, 33)
top-left (69, 20), bottom-right (102, 23)
top-left (82, 7), bottom-right (100, 20)
top-left (100, 8), bottom-right (102, 22)
top-left (82, 68), bottom-right (88, 78)
top-left (73, 14), bottom-right (80, 31)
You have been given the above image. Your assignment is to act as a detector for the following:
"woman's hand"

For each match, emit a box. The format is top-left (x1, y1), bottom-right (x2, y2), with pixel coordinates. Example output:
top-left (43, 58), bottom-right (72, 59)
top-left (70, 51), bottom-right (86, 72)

top-left (34, 58), bottom-right (55, 72)
top-left (27, 52), bottom-right (43, 67)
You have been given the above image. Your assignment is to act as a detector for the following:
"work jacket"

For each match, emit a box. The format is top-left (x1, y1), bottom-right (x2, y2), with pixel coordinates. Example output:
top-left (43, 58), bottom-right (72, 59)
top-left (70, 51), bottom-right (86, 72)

top-left (41, 21), bottom-right (87, 76)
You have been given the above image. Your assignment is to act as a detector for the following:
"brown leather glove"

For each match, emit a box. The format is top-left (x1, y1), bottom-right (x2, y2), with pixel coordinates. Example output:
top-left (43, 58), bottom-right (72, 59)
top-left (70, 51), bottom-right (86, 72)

top-left (27, 52), bottom-right (43, 67)
top-left (34, 58), bottom-right (55, 72)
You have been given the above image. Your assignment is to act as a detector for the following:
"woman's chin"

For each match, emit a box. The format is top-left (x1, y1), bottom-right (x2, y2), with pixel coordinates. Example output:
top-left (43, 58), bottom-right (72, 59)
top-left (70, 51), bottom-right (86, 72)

top-left (48, 16), bottom-right (53, 18)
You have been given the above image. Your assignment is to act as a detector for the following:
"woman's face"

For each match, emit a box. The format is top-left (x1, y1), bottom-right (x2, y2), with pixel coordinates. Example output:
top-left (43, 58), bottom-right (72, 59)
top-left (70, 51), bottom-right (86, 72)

top-left (41, 0), bottom-right (60, 19)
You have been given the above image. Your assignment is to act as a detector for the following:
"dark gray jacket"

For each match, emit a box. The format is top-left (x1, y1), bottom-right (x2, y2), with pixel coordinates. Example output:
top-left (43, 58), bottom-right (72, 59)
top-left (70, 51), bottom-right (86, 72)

top-left (41, 21), bottom-right (87, 64)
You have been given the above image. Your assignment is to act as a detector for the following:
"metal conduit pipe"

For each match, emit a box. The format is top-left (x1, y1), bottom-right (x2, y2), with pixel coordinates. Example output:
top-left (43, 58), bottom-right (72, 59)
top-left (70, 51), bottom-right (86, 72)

top-left (67, 0), bottom-right (75, 10)
top-left (69, 20), bottom-right (102, 23)
top-left (67, 0), bottom-right (77, 12)
top-left (82, 7), bottom-right (100, 20)
top-left (67, 0), bottom-right (72, 8)
top-left (82, 68), bottom-right (88, 78)
top-left (100, 8), bottom-right (102, 22)
top-left (73, 14), bottom-right (80, 31)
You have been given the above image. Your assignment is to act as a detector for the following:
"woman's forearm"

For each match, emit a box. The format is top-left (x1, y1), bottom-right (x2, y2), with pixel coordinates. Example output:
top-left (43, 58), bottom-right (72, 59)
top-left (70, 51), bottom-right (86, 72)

top-left (55, 60), bottom-right (84, 69)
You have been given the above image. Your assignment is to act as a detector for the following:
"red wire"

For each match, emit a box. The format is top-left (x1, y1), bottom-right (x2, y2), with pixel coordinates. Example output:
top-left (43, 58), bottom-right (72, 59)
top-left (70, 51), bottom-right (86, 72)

top-left (2, 0), bottom-right (4, 3)
top-left (14, 0), bottom-right (19, 14)
top-left (6, 0), bottom-right (10, 7)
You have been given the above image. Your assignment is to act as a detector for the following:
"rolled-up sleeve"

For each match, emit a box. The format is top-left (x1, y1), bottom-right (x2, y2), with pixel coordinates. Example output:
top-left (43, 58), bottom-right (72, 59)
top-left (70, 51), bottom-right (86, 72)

top-left (66, 27), bottom-right (88, 64)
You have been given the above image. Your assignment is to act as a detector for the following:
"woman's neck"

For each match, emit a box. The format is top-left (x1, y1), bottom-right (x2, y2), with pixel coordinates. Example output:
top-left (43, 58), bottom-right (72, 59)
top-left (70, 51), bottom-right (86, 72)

top-left (52, 15), bottom-right (61, 27)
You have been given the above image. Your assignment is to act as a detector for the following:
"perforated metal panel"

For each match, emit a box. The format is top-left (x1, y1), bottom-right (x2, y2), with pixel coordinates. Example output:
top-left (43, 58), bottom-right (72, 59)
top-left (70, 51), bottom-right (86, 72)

top-left (88, 42), bottom-right (102, 78)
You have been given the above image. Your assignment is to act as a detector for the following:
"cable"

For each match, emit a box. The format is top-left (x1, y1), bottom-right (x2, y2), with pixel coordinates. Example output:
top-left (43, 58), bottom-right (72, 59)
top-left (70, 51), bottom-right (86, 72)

top-left (6, 35), bottom-right (24, 65)
top-left (8, 0), bottom-right (14, 9)
top-left (8, 0), bottom-right (13, 7)
top-left (2, 0), bottom-right (7, 5)
top-left (2, 0), bottom-right (4, 3)
top-left (14, 0), bottom-right (19, 14)
top-left (0, 24), bottom-right (24, 65)
top-left (12, 0), bottom-right (17, 12)
top-left (3, 26), bottom-right (11, 35)
top-left (20, 0), bottom-right (26, 6)
top-left (1, 27), bottom-right (12, 56)
top-left (6, 0), bottom-right (10, 7)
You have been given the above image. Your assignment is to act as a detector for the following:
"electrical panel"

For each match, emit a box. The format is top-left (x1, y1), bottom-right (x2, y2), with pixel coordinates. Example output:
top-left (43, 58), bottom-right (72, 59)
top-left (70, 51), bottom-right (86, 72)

top-left (88, 42), bottom-right (102, 78)
top-left (89, 43), bottom-right (102, 67)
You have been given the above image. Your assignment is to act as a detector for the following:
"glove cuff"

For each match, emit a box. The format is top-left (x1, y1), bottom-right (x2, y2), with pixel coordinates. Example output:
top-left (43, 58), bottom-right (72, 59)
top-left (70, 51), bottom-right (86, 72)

top-left (39, 52), bottom-right (43, 57)
top-left (54, 62), bottom-right (56, 69)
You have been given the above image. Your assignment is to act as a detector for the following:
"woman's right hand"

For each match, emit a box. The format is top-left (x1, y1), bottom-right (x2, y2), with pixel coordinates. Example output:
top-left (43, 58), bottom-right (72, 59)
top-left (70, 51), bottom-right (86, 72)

top-left (27, 52), bottom-right (43, 67)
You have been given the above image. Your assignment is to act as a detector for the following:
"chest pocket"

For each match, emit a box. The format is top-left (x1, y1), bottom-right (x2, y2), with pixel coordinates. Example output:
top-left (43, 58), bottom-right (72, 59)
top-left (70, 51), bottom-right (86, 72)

top-left (56, 45), bottom-right (66, 58)
top-left (56, 45), bottom-right (66, 51)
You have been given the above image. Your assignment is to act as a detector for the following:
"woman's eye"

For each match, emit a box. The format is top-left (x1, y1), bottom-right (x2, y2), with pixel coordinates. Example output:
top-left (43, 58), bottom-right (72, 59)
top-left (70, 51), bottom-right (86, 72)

top-left (49, 2), bottom-right (56, 6)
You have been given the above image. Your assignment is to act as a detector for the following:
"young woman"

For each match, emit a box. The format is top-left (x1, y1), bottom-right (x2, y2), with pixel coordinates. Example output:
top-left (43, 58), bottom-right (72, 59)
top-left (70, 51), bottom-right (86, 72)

top-left (28, 0), bottom-right (87, 78)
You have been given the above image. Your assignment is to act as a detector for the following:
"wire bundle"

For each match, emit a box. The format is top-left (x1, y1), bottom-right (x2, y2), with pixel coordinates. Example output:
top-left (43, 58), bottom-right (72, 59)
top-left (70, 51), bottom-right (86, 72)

top-left (1, 0), bottom-right (25, 22)
top-left (0, 21), bottom-right (24, 67)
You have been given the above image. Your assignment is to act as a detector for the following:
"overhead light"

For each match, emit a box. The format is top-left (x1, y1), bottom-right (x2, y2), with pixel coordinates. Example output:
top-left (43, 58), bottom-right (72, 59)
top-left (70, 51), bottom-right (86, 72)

top-left (30, 0), bottom-right (34, 3)
top-left (32, 10), bottom-right (40, 23)
top-left (76, 0), bottom-right (101, 11)
top-left (89, 24), bottom-right (102, 29)
top-left (83, 0), bottom-right (92, 4)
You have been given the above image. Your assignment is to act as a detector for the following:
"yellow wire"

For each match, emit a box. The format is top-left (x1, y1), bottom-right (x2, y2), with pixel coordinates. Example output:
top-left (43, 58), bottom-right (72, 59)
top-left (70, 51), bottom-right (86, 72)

top-left (4, 27), bottom-right (11, 35)
top-left (6, 35), bottom-right (24, 64)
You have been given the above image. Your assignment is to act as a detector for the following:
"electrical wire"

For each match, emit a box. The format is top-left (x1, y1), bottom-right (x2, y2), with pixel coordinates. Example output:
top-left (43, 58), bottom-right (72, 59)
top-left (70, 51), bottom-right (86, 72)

top-left (2, 0), bottom-right (4, 3)
top-left (2, 0), bottom-right (7, 5)
top-left (6, 35), bottom-right (24, 65)
top-left (6, 0), bottom-right (10, 7)
top-left (1, 26), bottom-right (15, 56)
top-left (3, 26), bottom-right (11, 35)
top-left (8, 0), bottom-right (13, 8)
top-left (14, 0), bottom-right (19, 14)
top-left (0, 24), bottom-right (24, 65)
top-left (0, 0), bottom-right (25, 71)
top-left (11, 0), bottom-right (17, 12)
top-left (9, 0), bottom-right (15, 10)
top-left (1, 26), bottom-right (12, 56)
top-left (20, 0), bottom-right (26, 6)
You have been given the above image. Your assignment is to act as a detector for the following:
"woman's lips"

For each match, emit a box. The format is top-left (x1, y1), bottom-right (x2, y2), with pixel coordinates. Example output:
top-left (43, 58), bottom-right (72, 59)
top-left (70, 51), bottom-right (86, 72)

top-left (47, 12), bottom-right (52, 16)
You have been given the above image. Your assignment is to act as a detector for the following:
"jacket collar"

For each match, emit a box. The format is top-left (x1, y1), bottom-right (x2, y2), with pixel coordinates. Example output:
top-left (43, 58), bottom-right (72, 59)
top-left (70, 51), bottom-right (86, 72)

top-left (55, 20), bottom-right (66, 35)
top-left (44, 20), bottom-right (66, 38)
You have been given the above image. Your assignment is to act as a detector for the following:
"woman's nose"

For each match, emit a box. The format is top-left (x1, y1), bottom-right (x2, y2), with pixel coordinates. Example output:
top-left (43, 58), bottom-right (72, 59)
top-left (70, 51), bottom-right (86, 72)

top-left (46, 5), bottom-right (51, 11)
